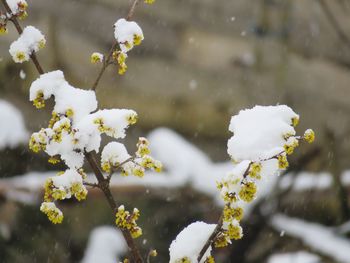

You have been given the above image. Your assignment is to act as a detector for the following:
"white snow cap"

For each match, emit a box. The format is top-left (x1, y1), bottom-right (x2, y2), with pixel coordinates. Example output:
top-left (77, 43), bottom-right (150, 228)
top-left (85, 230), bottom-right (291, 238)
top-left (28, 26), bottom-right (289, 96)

top-left (0, 99), bottom-right (28, 149)
top-left (169, 221), bottom-right (216, 263)
top-left (114, 18), bottom-right (144, 53)
top-left (101, 142), bottom-right (130, 166)
top-left (227, 105), bottom-right (298, 162)
top-left (9, 26), bottom-right (45, 63)
top-left (29, 70), bottom-right (97, 123)
top-left (50, 169), bottom-right (85, 199)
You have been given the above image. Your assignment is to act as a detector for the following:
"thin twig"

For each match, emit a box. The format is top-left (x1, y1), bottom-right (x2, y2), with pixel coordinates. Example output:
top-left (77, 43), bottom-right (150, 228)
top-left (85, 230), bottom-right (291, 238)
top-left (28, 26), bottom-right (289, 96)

top-left (106, 156), bottom-right (135, 182)
top-left (83, 181), bottom-right (99, 188)
top-left (91, 41), bottom-right (118, 91)
top-left (127, 0), bottom-right (141, 21)
top-left (318, 0), bottom-right (350, 50)
top-left (91, 0), bottom-right (141, 91)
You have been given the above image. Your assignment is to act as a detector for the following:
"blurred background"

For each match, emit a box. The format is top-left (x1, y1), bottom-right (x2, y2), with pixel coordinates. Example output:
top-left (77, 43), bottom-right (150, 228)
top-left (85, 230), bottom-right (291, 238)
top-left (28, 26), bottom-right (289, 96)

top-left (1, 0), bottom-right (350, 262)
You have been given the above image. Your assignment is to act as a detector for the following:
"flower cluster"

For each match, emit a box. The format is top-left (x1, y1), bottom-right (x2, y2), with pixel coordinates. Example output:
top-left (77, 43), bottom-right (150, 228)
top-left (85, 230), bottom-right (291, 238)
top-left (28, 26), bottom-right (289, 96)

top-left (112, 18), bottom-right (144, 74)
top-left (9, 26), bottom-right (45, 63)
top-left (214, 105), bottom-right (315, 249)
top-left (100, 138), bottom-right (162, 177)
top-left (169, 105), bottom-right (315, 262)
top-left (115, 205), bottom-right (142, 239)
top-left (144, 0), bottom-right (155, 4)
top-left (40, 202), bottom-right (64, 224)
top-left (26, 70), bottom-right (157, 224)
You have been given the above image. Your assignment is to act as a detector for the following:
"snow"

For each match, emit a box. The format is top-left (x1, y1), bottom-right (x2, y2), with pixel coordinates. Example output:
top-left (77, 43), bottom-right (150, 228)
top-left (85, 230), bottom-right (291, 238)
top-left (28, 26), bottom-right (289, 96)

top-left (271, 214), bottom-right (350, 263)
top-left (50, 169), bottom-right (85, 198)
top-left (0, 128), bottom-right (281, 214)
top-left (9, 26), bottom-right (45, 63)
top-left (279, 172), bottom-right (333, 192)
top-left (82, 226), bottom-right (127, 263)
top-left (19, 69), bottom-right (26, 79)
top-left (101, 142), bottom-right (130, 166)
top-left (0, 99), bottom-right (28, 149)
top-left (29, 70), bottom-right (98, 123)
top-left (268, 251), bottom-right (321, 263)
top-left (114, 18), bottom-right (144, 53)
top-left (169, 221), bottom-right (216, 263)
top-left (227, 105), bottom-right (298, 162)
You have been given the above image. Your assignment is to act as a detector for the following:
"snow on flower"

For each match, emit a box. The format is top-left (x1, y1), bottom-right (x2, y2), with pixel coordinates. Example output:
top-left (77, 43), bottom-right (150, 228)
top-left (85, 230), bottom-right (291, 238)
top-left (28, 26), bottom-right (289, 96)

top-left (9, 26), bottom-right (45, 63)
top-left (227, 105), bottom-right (299, 162)
top-left (169, 221), bottom-right (216, 263)
top-left (6, 0), bottom-right (27, 16)
top-left (114, 18), bottom-right (144, 53)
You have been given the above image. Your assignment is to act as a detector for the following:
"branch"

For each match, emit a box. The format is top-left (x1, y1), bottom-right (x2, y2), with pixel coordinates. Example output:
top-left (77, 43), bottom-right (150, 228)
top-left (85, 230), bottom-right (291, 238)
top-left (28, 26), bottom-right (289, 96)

top-left (318, 0), bottom-right (350, 50)
top-left (1, 0), bottom-right (146, 261)
top-left (197, 148), bottom-right (291, 262)
top-left (90, 0), bottom-right (141, 91)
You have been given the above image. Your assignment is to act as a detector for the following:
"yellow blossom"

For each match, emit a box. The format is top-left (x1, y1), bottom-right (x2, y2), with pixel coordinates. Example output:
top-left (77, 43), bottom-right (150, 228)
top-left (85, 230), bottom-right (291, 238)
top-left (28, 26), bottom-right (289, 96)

top-left (304, 129), bottom-right (315, 143)
top-left (277, 154), bottom-right (289, 169)
top-left (238, 181), bottom-right (257, 202)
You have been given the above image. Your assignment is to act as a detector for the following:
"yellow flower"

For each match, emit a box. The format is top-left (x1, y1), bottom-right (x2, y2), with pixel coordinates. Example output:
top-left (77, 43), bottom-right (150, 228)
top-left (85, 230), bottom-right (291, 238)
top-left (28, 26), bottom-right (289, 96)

top-left (115, 206), bottom-right (142, 239)
top-left (40, 202), bottom-right (64, 224)
top-left (304, 129), bottom-right (315, 143)
top-left (127, 112), bottom-right (138, 125)
top-left (133, 34), bottom-right (143, 46)
top-left (33, 91), bottom-right (45, 109)
top-left (249, 162), bottom-right (262, 179)
top-left (90, 52), bottom-right (103, 64)
top-left (278, 154), bottom-right (289, 169)
top-left (0, 24), bottom-right (8, 35)
top-left (175, 257), bottom-right (191, 263)
top-left (227, 223), bottom-right (243, 240)
top-left (144, 0), bottom-right (155, 4)
top-left (15, 51), bottom-right (27, 62)
top-left (205, 256), bottom-right (215, 263)
top-left (48, 156), bottom-right (60, 164)
top-left (238, 181), bottom-right (257, 202)
top-left (292, 116), bottom-right (299, 127)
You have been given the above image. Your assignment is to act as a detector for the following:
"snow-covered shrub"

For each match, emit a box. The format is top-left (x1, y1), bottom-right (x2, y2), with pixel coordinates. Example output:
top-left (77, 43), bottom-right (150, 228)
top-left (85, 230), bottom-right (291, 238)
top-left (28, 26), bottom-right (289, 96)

top-left (1, 0), bottom-right (315, 262)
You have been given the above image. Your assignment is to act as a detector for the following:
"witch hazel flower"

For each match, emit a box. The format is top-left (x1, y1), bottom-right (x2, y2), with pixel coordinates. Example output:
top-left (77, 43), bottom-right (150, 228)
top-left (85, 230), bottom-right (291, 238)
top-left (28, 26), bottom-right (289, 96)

top-left (9, 26), bottom-right (45, 63)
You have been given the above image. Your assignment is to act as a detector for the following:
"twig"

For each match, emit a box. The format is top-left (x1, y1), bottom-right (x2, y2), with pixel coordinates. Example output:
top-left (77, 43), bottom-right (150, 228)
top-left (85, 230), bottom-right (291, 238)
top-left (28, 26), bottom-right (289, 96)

top-left (83, 181), bottom-right (99, 188)
top-left (91, 0), bottom-right (141, 91)
top-left (91, 41), bottom-right (118, 91)
top-left (106, 156), bottom-right (135, 182)
top-left (318, 0), bottom-right (350, 50)
top-left (127, 0), bottom-right (141, 21)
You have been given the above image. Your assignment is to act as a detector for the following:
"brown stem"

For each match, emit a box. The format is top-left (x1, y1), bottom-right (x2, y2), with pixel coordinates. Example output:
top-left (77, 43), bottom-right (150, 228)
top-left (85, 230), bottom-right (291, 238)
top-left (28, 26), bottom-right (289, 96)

top-left (91, 41), bottom-right (118, 91)
top-left (91, 0), bottom-right (141, 91)
top-left (85, 152), bottom-right (144, 263)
